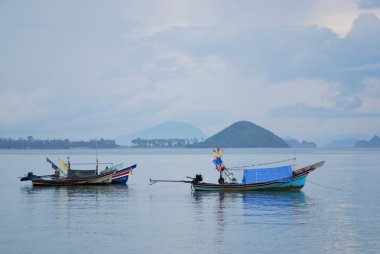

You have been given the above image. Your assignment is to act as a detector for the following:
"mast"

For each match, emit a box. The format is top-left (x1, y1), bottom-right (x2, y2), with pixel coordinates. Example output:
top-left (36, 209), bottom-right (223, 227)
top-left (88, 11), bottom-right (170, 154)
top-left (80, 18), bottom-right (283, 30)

top-left (67, 156), bottom-right (71, 170)
top-left (95, 138), bottom-right (99, 174)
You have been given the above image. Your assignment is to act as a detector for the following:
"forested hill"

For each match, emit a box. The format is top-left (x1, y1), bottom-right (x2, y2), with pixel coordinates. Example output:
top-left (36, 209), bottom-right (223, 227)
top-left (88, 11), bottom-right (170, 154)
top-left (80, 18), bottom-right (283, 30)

top-left (194, 121), bottom-right (289, 148)
top-left (0, 136), bottom-right (119, 149)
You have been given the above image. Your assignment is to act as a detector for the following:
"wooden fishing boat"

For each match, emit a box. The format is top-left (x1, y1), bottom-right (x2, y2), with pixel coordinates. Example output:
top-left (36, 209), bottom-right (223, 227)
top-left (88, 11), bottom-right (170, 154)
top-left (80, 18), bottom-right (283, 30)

top-left (150, 149), bottom-right (325, 192)
top-left (20, 158), bottom-right (137, 186)
top-left (191, 161), bottom-right (324, 191)
top-left (31, 170), bottom-right (115, 186)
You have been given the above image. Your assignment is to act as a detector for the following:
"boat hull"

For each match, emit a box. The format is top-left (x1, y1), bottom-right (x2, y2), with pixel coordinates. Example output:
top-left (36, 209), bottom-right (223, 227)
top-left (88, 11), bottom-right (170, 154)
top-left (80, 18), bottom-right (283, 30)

top-left (112, 175), bottom-right (129, 184)
top-left (31, 171), bottom-right (114, 186)
top-left (111, 164), bottom-right (136, 184)
top-left (192, 161), bottom-right (324, 191)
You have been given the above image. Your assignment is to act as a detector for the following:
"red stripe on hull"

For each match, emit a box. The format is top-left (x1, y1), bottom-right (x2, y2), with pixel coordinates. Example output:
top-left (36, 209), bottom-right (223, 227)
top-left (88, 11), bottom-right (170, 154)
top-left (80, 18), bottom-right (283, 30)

top-left (112, 170), bottom-right (131, 179)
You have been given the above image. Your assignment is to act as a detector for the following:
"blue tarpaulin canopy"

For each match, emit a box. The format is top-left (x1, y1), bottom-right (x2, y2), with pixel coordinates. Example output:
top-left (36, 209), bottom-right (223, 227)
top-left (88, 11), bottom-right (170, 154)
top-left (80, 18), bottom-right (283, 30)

top-left (242, 165), bottom-right (293, 184)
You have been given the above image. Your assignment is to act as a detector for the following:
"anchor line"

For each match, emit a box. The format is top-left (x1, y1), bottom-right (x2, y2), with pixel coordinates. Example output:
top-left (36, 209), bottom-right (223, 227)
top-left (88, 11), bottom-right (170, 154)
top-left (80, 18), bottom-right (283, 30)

top-left (306, 180), bottom-right (341, 191)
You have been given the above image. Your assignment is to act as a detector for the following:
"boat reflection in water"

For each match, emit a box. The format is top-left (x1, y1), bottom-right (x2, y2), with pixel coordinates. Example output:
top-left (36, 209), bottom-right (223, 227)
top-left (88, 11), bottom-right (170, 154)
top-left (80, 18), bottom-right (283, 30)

top-left (23, 184), bottom-right (129, 196)
top-left (191, 190), bottom-right (321, 254)
top-left (19, 184), bottom-right (131, 247)
top-left (191, 190), bottom-right (308, 214)
top-left (241, 191), bottom-right (310, 224)
top-left (20, 184), bottom-right (130, 209)
top-left (191, 190), bottom-right (314, 244)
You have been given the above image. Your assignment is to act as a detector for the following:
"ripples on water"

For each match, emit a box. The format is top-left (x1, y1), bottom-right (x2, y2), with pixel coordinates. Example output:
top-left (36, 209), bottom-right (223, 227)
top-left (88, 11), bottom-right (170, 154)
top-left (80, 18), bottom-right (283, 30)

top-left (0, 148), bottom-right (379, 254)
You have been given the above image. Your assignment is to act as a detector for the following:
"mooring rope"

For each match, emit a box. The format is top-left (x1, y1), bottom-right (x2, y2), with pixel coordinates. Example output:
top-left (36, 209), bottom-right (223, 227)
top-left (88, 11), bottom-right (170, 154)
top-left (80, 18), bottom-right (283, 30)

top-left (226, 158), bottom-right (296, 170)
top-left (306, 180), bottom-right (341, 191)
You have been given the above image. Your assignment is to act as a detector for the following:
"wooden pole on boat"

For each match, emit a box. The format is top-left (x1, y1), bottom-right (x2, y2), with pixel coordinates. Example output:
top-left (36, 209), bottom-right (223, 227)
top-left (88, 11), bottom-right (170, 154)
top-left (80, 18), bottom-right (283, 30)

top-left (67, 156), bottom-right (71, 169)
top-left (95, 138), bottom-right (99, 173)
top-left (150, 175), bottom-right (202, 185)
top-left (149, 178), bottom-right (193, 185)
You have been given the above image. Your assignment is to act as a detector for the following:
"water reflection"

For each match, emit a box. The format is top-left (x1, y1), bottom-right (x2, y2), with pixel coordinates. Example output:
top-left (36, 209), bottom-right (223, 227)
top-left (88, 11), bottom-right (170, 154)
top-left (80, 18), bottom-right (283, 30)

top-left (241, 191), bottom-right (310, 225)
top-left (242, 191), bottom-right (306, 209)
top-left (20, 185), bottom-right (130, 217)
top-left (192, 191), bottom-right (314, 228)
top-left (192, 190), bottom-right (308, 211)
top-left (21, 184), bottom-right (129, 196)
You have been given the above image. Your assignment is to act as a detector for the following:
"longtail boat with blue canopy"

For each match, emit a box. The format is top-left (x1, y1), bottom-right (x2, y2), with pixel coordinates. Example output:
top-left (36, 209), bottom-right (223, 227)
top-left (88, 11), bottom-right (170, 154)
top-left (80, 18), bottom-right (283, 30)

top-left (150, 148), bottom-right (324, 191)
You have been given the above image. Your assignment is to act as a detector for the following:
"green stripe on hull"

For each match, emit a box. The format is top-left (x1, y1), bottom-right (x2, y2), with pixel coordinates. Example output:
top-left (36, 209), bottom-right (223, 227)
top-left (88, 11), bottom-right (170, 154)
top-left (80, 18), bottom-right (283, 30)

top-left (193, 175), bottom-right (307, 191)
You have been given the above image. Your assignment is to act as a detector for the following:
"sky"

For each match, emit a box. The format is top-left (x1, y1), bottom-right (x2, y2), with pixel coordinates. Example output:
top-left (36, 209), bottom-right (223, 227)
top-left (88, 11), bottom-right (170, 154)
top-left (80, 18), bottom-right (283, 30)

top-left (1, 0), bottom-right (380, 145)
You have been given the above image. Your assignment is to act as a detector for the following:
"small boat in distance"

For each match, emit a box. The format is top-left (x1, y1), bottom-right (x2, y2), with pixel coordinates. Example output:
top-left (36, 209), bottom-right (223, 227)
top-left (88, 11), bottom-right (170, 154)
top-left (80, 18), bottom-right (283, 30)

top-left (20, 157), bottom-right (137, 186)
top-left (150, 148), bottom-right (324, 191)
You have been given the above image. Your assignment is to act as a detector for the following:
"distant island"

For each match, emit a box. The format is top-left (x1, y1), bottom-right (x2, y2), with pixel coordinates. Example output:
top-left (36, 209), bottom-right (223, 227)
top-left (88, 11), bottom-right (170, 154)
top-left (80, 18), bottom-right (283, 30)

top-left (116, 121), bottom-right (205, 146)
top-left (9, 121), bottom-right (362, 149)
top-left (194, 121), bottom-right (289, 148)
top-left (0, 136), bottom-right (119, 149)
top-left (284, 138), bottom-right (317, 148)
top-left (355, 135), bottom-right (380, 148)
top-left (326, 138), bottom-right (360, 148)
top-left (126, 121), bottom-right (290, 148)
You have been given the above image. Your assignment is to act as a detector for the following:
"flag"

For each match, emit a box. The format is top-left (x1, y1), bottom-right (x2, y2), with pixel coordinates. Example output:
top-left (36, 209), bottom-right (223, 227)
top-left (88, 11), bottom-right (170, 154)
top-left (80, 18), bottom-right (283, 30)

top-left (212, 148), bottom-right (223, 170)
top-left (217, 147), bottom-right (222, 157)
top-left (46, 157), bottom-right (58, 170)
top-left (59, 159), bottom-right (69, 170)
top-left (213, 152), bottom-right (218, 159)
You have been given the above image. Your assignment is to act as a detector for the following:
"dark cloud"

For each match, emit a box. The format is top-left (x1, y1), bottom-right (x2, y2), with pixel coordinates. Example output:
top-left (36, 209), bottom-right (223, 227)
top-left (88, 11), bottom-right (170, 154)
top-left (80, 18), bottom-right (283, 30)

top-left (149, 13), bottom-right (380, 91)
top-left (357, 0), bottom-right (380, 9)
top-left (272, 102), bottom-right (380, 119)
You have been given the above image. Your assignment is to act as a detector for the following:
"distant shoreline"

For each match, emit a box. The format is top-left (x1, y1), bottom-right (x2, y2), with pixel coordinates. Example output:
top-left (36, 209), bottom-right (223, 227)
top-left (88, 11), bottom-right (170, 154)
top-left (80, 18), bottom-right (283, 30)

top-left (1, 147), bottom-right (380, 150)
top-left (0, 136), bottom-right (119, 149)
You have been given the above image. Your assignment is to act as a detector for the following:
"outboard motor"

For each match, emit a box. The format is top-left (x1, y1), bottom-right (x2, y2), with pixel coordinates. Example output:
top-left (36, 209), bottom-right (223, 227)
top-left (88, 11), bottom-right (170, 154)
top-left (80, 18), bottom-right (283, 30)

top-left (20, 172), bottom-right (36, 181)
top-left (193, 174), bottom-right (203, 184)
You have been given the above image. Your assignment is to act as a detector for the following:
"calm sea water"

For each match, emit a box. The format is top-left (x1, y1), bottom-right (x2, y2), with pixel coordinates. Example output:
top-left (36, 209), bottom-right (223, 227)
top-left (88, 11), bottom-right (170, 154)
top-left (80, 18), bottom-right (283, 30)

top-left (0, 148), bottom-right (379, 254)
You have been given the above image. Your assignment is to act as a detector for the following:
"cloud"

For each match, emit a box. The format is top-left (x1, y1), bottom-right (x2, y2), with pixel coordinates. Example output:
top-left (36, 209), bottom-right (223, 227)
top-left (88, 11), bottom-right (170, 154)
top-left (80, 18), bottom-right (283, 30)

top-left (148, 13), bottom-right (380, 83)
top-left (0, 89), bottom-right (51, 125)
top-left (357, 0), bottom-right (380, 9)
top-left (271, 77), bottom-right (380, 121)
top-left (0, 1), bottom-right (380, 142)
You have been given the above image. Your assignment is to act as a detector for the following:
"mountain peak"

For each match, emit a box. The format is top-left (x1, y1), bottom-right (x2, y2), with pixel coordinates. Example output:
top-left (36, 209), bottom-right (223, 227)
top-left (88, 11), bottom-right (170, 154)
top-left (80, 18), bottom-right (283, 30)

top-left (284, 137), bottom-right (317, 148)
top-left (195, 121), bottom-right (289, 148)
top-left (355, 135), bottom-right (380, 147)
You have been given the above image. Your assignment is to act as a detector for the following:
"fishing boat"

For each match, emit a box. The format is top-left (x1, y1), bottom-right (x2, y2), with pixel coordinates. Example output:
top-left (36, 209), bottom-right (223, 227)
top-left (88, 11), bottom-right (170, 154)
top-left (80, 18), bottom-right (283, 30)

top-left (20, 157), bottom-right (137, 186)
top-left (191, 161), bottom-right (324, 191)
top-left (150, 148), bottom-right (325, 191)
top-left (30, 170), bottom-right (116, 186)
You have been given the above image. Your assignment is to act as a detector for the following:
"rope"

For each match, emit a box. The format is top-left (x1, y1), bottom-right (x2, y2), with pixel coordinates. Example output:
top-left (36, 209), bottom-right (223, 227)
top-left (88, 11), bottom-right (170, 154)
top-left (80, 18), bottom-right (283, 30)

top-left (306, 180), bottom-right (341, 191)
top-left (226, 158), bottom-right (296, 170)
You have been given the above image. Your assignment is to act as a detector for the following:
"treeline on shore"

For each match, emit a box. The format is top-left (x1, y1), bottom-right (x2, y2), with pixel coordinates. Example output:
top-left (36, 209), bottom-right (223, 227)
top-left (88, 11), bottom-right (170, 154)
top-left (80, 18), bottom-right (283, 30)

top-left (131, 137), bottom-right (199, 148)
top-left (0, 136), bottom-right (119, 149)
